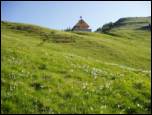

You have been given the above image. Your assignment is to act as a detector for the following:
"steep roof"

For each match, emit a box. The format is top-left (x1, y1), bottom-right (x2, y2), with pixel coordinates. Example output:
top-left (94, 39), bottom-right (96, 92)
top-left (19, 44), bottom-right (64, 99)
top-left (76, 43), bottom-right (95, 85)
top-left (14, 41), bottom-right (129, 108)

top-left (73, 19), bottom-right (89, 29)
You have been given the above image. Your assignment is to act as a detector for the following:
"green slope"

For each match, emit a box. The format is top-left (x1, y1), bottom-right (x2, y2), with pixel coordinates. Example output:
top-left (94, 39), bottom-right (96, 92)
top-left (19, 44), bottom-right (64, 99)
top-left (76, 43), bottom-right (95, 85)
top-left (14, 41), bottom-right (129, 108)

top-left (96, 16), bottom-right (151, 34)
top-left (113, 16), bottom-right (151, 29)
top-left (1, 20), bottom-right (151, 114)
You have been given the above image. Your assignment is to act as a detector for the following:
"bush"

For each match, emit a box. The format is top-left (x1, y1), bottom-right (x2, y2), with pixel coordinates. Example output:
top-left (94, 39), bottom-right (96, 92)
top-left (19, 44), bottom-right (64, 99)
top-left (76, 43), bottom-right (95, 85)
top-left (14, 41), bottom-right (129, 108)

top-left (38, 64), bottom-right (47, 70)
top-left (101, 22), bottom-right (113, 33)
top-left (96, 22), bottom-right (113, 33)
top-left (64, 27), bottom-right (72, 32)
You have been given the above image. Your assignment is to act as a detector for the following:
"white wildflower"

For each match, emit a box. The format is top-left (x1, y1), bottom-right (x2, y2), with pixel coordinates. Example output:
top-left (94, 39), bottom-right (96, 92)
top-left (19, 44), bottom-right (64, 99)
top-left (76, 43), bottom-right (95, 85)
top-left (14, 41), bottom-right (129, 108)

top-left (137, 104), bottom-right (140, 107)
top-left (82, 82), bottom-right (88, 89)
top-left (90, 107), bottom-right (93, 111)
top-left (105, 83), bottom-right (111, 88)
top-left (117, 104), bottom-right (121, 108)
top-left (70, 69), bottom-right (74, 73)
top-left (100, 105), bottom-right (107, 109)
top-left (48, 89), bottom-right (52, 93)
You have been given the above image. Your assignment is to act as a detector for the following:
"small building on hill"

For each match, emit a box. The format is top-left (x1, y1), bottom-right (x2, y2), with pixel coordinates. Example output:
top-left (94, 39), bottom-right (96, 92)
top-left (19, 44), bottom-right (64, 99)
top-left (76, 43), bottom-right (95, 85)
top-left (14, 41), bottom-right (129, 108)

top-left (72, 16), bottom-right (91, 32)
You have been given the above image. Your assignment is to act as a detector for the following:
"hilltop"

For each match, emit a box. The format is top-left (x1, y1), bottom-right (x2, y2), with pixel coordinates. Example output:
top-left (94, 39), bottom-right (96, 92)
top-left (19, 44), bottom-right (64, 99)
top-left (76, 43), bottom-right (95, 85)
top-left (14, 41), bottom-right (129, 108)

top-left (96, 16), bottom-right (151, 33)
top-left (1, 17), bottom-right (151, 114)
top-left (113, 16), bottom-right (151, 29)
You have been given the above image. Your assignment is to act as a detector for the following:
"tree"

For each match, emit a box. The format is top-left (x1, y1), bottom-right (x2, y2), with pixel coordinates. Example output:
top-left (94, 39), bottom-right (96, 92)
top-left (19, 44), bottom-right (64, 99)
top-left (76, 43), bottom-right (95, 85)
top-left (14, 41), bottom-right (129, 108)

top-left (101, 22), bottom-right (113, 33)
top-left (96, 22), bottom-right (113, 33)
top-left (64, 27), bottom-right (72, 32)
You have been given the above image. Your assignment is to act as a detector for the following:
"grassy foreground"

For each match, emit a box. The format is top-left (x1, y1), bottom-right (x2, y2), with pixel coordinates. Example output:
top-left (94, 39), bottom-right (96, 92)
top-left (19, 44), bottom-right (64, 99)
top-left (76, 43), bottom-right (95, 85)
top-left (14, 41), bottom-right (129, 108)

top-left (1, 21), bottom-right (151, 114)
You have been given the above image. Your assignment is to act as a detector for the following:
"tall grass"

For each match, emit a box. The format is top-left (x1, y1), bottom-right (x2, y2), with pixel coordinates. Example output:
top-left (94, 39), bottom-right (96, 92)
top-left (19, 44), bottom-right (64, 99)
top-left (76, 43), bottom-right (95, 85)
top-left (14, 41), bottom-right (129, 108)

top-left (1, 21), bottom-right (151, 114)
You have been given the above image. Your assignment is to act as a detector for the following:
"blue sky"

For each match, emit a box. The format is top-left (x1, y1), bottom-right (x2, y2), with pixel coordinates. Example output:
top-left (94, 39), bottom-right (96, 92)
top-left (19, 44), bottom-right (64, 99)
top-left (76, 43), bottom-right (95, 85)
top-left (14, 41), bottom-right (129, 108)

top-left (1, 1), bottom-right (151, 31)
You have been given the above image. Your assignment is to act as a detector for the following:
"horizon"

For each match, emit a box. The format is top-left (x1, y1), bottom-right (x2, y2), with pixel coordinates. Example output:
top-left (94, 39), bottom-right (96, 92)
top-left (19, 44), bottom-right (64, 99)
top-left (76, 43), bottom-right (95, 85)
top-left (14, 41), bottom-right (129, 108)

top-left (1, 1), bottom-right (151, 31)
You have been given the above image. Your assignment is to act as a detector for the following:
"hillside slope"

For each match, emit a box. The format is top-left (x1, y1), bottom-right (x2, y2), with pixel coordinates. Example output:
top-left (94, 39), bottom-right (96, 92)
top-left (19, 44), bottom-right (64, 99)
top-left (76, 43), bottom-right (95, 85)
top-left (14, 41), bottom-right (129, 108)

top-left (1, 21), bottom-right (151, 114)
top-left (96, 16), bottom-right (151, 34)
top-left (113, 16), bottom-right (151, 29)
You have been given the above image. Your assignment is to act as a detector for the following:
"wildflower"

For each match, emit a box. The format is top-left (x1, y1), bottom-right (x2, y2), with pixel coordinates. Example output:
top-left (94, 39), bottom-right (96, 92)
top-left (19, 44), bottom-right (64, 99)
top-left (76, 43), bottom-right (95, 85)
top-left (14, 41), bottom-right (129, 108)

top-left (137, 104), bottom-right (140, 107)
top-left (86, 91), bottom-right (89, 95)
top-left (105, 83), bottom-right (111, 88)
top-left (91, 89), bottom-right (95, 92)
top-left (119, 73), bottom-right (124, 77)
top-left (117, 104), bottom-right (122, 108)
top-left (11, 56), bottom-right (15, 61)
top-left (100, 105), bottom-right (107, 109)
top-left (82, 82), bottom-right (88, 89)
top-left (40, 85), bottom-right (44, 88)
top-left (70, 69), bottom-right (74, 73)
top-left (9, 73), bottom-right (16, 80)
top-left (21, 69), bottom-right (24, 73)
top-left (9, 85), bottom-right (15, 91)
top-left (48, 89), bottom-right (51, 93)
top-left (91, 68), bottom-right (98, 79)
top-left (82, 64), bottom-right (90, 73)
top-left (7, 92), bottom-right (11, 97)
top-left (136, 103), bottom-right (142, 108)
top-left (90, 107), bottom-right (93, 111)
top-left (100, 110), bottom-right (103, 114)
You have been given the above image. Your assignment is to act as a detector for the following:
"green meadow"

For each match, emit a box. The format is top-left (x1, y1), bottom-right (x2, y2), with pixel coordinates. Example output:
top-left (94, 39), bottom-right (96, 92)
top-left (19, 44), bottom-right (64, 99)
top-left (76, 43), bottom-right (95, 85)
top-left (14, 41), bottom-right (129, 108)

top-left (1, 17), bottom-right (151, 114)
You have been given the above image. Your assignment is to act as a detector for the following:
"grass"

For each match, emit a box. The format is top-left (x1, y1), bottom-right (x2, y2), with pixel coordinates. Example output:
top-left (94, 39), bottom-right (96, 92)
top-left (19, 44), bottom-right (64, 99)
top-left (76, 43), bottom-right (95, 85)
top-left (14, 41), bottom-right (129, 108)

top-left (1, 21), bottom-right (151, 114)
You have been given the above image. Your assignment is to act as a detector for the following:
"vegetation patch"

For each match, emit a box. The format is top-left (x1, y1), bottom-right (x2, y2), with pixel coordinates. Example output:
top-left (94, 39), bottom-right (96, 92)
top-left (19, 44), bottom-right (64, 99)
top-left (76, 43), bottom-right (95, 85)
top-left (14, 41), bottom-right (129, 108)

top-left (1, 20), bottom-right (151, 114)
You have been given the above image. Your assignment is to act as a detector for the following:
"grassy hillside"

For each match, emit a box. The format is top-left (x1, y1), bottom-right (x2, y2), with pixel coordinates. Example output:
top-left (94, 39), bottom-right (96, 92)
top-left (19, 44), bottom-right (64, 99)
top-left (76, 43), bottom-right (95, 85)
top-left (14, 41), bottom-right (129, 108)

top-left (1, 20), bottom-right (151, 114)
top-left (96, 16), bottom-right (151, 34)
top-left (113, 16), bottom-right (151, 29)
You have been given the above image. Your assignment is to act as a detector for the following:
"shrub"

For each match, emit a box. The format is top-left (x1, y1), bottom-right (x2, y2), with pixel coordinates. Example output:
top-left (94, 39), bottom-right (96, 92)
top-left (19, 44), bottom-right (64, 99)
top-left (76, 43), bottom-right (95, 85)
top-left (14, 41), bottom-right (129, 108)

top-left (96, 22), bottom-right (113, 33)
top-left (38, 64), bottom-right (47, 70)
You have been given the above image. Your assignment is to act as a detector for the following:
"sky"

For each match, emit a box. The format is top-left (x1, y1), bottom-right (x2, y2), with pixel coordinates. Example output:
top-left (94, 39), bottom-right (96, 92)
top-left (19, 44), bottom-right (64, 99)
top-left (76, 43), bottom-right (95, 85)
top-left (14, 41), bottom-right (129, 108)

top-left (1, 1), bottom-right (151, 31)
